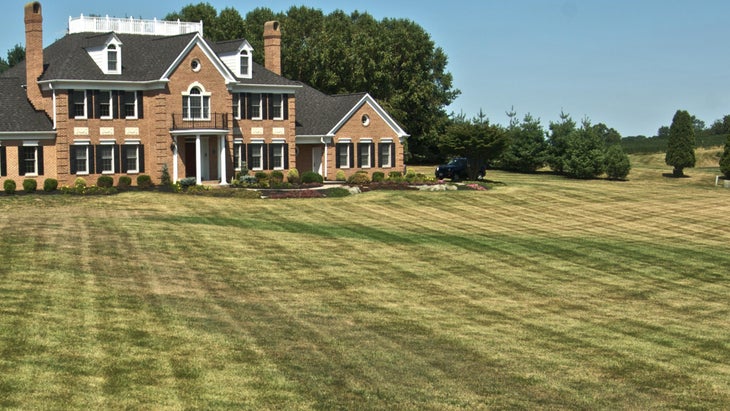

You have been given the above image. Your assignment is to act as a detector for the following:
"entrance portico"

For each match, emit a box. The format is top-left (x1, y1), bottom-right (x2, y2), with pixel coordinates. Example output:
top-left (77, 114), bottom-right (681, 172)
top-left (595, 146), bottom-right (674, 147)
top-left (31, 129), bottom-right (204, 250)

top-left (171, 130), bottom-right (229, 185)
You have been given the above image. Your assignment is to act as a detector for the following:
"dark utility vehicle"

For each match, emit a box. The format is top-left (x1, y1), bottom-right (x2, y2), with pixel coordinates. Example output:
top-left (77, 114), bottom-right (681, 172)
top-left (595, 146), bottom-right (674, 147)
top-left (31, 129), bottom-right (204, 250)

top-left (435, 157), bottom-right (484, 180)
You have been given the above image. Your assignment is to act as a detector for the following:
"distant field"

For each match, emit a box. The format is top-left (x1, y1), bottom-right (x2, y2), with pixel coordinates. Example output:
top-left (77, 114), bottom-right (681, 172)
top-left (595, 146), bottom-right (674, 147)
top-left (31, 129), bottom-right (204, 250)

top-left (1, 153), bottom-right (728, 409)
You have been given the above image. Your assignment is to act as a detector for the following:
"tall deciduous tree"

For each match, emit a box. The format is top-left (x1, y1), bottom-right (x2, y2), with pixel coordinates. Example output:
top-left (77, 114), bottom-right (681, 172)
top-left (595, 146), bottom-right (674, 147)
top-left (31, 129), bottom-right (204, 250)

top-left (439, 114), bottom-right (507, 180)
top-left (665, 110), bottom-right (696, 177)
top-left (0, 44), bottom-right (24, 74)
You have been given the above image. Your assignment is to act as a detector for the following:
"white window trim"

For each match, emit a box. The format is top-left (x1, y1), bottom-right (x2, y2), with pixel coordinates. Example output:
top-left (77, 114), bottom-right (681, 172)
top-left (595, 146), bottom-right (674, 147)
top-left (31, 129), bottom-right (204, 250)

top-left (271, 143), bottom-right (285, 170)
top-left (233, 138), bottom-right (244, 170)
top-left (272, 94), bottom-right (284, 121)
top-left (124, 92), bottom-right (138, 120)
top-left (21, 143), bottom-right (39, 176)
top-left (360, 141), bottom-right (372, 169)
top-left (250, 93), bottom-right (262, 121)
top-left (380, 142), bottom-right (393, 168)
top-left (99, 90), bottom-right (113, 120)
top-left (73, 141), bottom-right (91, 175)
top-left (338, 142), bottom-right (351, 169)
top-left (250, 143), bottom-right (264, 171)
top-left (74, 90), bottom-right (88, 120)
top-left (233, 94), bottom-right (241, 120)
top-left (124, 143), bottom-right (140, 174)
top-left (182, 83), bottom-right (212, 121)
top-left (240, 49), bottom-right (251, 78)
top-left (99, 140), bottom-right (116, 175)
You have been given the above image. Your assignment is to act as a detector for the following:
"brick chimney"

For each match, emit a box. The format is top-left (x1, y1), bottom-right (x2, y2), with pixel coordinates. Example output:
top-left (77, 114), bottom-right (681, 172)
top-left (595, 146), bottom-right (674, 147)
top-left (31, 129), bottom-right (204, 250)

top-left (24, 1), bottom-right (44, 110)
top-left (263, 21), bottom-right (281, 75)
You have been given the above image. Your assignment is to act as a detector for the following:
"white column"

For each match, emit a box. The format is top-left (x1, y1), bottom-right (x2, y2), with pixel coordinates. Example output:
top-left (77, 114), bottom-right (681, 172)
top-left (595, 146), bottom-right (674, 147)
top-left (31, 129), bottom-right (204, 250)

top-left (323, 142), bottom-right (329, 180)
top-left (219, 135), bottom-right (228, 185)
top-left (172, 136), bottom-right (179, 182)
top-left (195, 134), bottom-right (202, 184)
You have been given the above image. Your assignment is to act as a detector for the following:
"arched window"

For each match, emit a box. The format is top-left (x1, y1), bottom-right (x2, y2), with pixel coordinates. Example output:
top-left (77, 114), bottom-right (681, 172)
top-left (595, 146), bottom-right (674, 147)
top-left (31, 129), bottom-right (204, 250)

top-left (240, 49), bottom-right (250, 77)
top-left (182, 86), bottom-right (210, 120)
top-left (107, 44), bottom-right (118, 72)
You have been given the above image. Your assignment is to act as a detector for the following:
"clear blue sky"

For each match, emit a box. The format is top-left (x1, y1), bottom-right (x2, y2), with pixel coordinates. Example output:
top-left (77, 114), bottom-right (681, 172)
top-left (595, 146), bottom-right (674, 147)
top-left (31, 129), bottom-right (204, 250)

top-left (2, 0), bottom-right (729, 137)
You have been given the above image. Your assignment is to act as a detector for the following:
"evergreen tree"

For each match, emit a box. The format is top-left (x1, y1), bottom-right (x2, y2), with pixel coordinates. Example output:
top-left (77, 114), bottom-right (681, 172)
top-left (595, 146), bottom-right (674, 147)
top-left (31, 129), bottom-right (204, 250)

top-left (499, 113), bottom-right (547, 173)
top-left (562, 120), bottom-right (605, 179)
top-left (719, 135), bottom-right (730, 179)
top-left (665, 110), bottom-right (696, 177)
top-left (439, 115), bottom-right (507, 180)
top-left (605, 144), bottom-right (631, 180)
top-left (546, 111), bottom-right (576, 174)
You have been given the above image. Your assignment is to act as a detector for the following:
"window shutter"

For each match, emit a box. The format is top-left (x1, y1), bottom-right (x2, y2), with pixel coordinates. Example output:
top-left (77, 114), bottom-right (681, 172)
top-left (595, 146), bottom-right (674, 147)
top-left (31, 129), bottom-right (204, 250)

top-left (120, 145), bottom-right (129, 173)
top-left (86, 91), bottom-right (93, 119)
top-left (70, 146), bottom-right (78, 174)
top-left (246, 144), bottom-right (253, 166)
top-left (245, 93), bottom-right (253, 120)
top-left (377, 143), bottom-right (383, 167)
top-left (267, 94), bottom-right (274, 120)
top-left (18, 147), bottom-right (25, 176)
top-left (0, 146), bottom-right (6, 176)
top-left (68, 90), bottom-right (74, 119)
top-left (262, 94), bottom-right (269, 120)
top-left (283, 95), bottom-right (289, 120)
top-left (262, 144), bottom-right (269, 170)
top-left (89, 145), bottom-right (95, 172)
top-left (114, 144), bottom-right (121, 172)
top-left (267, 144), bottom-right (274, 170)
top-left (113, 91), bottom-right (122, 119)
top-left (357, 143), bottom-right (363, 168)
top-left (349, 143), bottom-right (355, 168)
top-left (335, 144), bottom-right (342, 168)
top-left (283, 143), bottom-right (289, 169)
top-left (37, 146), bottom-right (44, 176)
top-left (138, 145), bottom-right (145, 172)
top-left (95, 145), bottom-right (103, 174)
top-left (137, 91), bottom-right (144, 119)
top-left (93, 90), bottom-right (101, 119)
top-left (370, 143), bottom-right (375, 167)
top-left (391, 143), bottom-right (396, 167)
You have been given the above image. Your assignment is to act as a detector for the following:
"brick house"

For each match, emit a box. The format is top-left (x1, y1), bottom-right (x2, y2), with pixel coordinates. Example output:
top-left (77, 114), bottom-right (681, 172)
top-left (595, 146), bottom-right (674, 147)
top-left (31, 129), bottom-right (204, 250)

top-left (0, 2), bottom-right (408, 188)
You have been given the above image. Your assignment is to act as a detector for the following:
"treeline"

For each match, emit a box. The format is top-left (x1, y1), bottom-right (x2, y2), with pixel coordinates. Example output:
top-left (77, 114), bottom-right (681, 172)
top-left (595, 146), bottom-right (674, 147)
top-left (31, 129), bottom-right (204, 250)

top-left (165, 3), bottom-right (459, 163)
top-left (438, 109), bottom-right (631, 180)
top-left (0, 44), bottom-right (25, 74)
top-left (622, 113), bottom-right (730, 154)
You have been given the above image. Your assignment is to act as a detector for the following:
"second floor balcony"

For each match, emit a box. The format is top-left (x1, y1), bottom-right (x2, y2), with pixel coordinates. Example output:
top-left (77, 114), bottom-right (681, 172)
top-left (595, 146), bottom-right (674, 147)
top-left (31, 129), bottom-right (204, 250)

top-left (171, 113), bottom-right (229, 131)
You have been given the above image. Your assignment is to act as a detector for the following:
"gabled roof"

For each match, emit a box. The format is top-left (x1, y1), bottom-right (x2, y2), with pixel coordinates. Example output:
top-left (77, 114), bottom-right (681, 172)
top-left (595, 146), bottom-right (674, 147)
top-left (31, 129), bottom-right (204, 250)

top-left (0, 77), bottom-right (53, 133)
top-left (295, 83), bottom-right (408, 138)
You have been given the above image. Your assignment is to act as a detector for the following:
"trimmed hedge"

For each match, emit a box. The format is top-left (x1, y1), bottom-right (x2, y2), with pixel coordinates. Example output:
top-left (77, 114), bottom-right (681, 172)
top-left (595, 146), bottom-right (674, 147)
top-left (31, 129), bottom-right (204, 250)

top-left (4, 180), bottom-right (16, 194)
top-left (43, 178), bottom-right (58, 192)
top-left (301, 171), bottom-right (324, 184)
top-left (97, 175), bottom-right (114, 188)
top-left (23, 179), bottom-right (37, 193)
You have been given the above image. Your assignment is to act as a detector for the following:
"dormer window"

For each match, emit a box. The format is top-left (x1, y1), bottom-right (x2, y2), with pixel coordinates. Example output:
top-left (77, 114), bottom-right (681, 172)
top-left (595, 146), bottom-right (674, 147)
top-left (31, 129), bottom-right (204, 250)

top-left (107, 45), bottom-right (118, 72)
top-left (240, 50), bottom-right (250, 77)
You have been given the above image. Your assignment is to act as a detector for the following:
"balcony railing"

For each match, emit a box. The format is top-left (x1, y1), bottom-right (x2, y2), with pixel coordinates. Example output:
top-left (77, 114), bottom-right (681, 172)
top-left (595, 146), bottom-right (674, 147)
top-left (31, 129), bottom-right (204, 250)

top-left (69, 15), bottom-right (203, 36)
top-left (171, 113), bottom-right (229, 131)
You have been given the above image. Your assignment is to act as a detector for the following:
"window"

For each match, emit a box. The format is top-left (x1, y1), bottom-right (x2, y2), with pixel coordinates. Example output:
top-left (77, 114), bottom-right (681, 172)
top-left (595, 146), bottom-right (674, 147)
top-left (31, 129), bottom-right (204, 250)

top-left (232, 94), bottom-right (241, 120)
top-left (337, 143), bottom-right (352, 169)
top-left (70, 144), bottom-right (91, 174)
top-left (72, 90), bottom-right (87, 118)
top-left (248, 143), bottom-right (264, 170)
top-left (379, 142), bottom-right (394, 168)
top-left (123, 92), bottom-right (138, 119)
top-left (96, 143), bottom-right (118, 174)
top-left (107, 45), bottom-right (118, 72)
top-left (271, 144), bottom-right (285, 170)
top-left (240, 50), bottom-right (250, 77)
top-left (98, 90), bottom-right (112, 119)
top-left (182, 86), bottom-right (210, 120)
top-left (250, 93), bottom-right (262, 120)
top-left (19, 146), bottom-right (43, 176)
top-left (233, 140), bottom-right (244, 170)
top-left (358, 142), bottom-right (373, 168)
top-left (122, 144), bottom-right (144, 173)
top-left (272, 94), bottom-right (284, 120)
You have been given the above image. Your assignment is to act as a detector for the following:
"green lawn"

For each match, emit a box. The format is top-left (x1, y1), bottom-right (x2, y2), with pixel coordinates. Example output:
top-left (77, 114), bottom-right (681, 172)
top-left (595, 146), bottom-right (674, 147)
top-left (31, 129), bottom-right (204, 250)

top-left (1, 157), bottom-right (729, 409)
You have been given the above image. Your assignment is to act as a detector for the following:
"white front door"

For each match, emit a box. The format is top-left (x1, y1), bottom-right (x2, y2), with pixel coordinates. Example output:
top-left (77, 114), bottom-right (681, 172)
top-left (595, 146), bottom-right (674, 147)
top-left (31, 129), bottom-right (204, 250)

top-left (312, 146), bottom-right (323, 175)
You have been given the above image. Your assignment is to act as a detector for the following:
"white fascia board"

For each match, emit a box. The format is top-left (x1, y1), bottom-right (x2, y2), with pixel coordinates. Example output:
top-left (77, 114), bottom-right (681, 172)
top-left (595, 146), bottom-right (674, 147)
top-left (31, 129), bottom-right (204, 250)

top-left (169, 129), bottom-right (229, 136)
top-left (39, 79), bottom-right (169, 92)
top-left (328, 94), bottom-right (409, 138)
top-left (0, 131), bottom-right (57, 140)
top-left (161, 34), bottom-right (237, 84)
top-left (228, 84), bottom-right (302, 94)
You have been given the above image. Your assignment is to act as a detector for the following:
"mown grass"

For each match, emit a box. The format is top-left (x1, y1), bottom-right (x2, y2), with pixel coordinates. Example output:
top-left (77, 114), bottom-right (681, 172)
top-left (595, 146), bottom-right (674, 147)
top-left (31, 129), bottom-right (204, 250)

top-left (0, 154), bottom-right (729, 409)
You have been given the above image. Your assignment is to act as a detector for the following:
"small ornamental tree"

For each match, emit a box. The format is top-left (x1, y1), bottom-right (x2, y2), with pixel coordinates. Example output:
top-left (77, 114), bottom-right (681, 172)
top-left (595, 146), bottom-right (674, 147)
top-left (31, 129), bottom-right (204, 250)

top-left (719, 135), bottom-right (730, 179)
top-left (665, 110), bottom-right (696, 177)
top-left (605, 144), bottom-right (631, 180)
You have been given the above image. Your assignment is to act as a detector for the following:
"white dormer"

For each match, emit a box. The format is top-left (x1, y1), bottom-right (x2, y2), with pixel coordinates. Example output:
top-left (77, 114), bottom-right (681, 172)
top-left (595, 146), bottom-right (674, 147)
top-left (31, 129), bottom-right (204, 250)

top-left (87, 34), bottom-right (123, 75)
top-left (220, 40), bottom-right (253, 79)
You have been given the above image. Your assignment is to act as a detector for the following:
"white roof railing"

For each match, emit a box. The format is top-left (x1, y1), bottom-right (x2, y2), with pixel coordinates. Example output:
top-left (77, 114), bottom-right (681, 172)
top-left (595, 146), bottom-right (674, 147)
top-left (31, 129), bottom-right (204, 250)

top-left (68, 15), bottom-right (203, 36)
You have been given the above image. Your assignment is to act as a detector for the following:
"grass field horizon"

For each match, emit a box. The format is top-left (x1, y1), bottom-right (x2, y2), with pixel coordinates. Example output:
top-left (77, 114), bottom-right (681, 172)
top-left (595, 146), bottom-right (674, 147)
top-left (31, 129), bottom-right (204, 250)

top-left (1, 149), bottom-right (728, 409)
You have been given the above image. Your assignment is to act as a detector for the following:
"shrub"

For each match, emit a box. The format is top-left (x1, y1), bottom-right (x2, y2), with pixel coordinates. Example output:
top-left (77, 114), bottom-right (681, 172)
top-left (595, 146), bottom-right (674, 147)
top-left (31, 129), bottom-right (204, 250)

top-left (301, 171), bottom-right (324, 184)
top-left (347, 171), bottom-right (371, 185)
top-left (287, 168), bottom-right (301, 185)
top-left (323, 187), bottom-right (351, 197)
top-left (720, 136), bottom-right (730, 179)
top-left (388, 171), bottom-right (403, 179)
top-left (160, 164), bottom-right (172, 186)
top-left (74, 177), bottom-right (87, 188)
top-left (4, 180), bottom-right (17, 194)
top-left (605, 144), bottom-right (631, 180)
top-left (372, 171), bottom-right (385, 182)
top-left (270, 170), bottom-right (284, 183)
top-left (178, 177), bottom-right (197, 190)
top-left (238, 175), bottom-right (258, 186)
top-left (97, 175), bottom-right (114, 188)
top-left (23, 179), bottom-right (38, 193)
top-left (335, 170), bottom-right (347, 181)
top-left (118, 176), bottom-right (132, 190)
top-left (43, 178), bottom-right (58, 192)
top-left (137, 174), bottom-right (153, 189)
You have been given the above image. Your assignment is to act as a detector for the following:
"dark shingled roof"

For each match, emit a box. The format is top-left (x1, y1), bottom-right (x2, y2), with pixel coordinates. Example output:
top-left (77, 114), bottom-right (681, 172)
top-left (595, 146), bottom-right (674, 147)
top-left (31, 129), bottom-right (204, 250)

top-left (295, 83), bottom-right (366, 136)
top-left (0, 77), bottom-right (53, 132)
